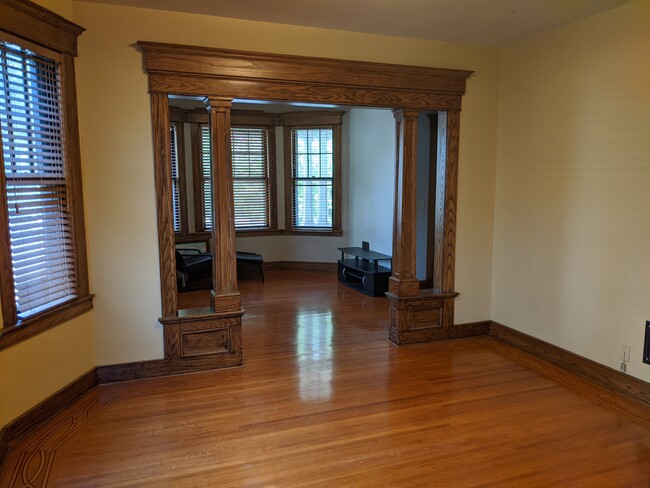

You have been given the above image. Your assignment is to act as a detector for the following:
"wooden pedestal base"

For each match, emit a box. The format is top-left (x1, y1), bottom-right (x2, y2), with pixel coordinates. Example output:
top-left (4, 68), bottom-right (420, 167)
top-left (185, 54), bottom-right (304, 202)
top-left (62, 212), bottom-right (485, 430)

top-left (96, 310), bottom-right (244, 382)
top-left (160, 310), bottom-right (243, 368)
top-left (387, 290), bottom-right (461, 345)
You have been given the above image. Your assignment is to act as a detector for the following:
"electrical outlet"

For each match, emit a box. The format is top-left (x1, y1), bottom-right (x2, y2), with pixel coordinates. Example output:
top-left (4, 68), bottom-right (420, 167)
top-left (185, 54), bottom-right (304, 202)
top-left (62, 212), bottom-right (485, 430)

top-left (643, 320), bottom-right (650, 364)
top-left (620, 344), bottom-right (630, 363)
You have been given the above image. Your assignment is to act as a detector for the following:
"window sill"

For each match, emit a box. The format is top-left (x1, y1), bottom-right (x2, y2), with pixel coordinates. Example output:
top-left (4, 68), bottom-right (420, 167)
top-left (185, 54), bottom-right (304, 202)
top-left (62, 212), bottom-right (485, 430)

top-left (176, 229), bottom-right (343, 239)
top-left (283, 229), bottom-right (343, 237)
top-left (236, 229), bottom-right (284, 237)
top-left (0, 294), bottom-right (94, 351)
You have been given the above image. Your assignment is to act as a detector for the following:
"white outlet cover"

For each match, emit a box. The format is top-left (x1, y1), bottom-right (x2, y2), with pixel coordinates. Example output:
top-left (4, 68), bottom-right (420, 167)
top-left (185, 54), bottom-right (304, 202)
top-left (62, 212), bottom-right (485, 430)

top-left (620, 344), bottom-right (631, 362)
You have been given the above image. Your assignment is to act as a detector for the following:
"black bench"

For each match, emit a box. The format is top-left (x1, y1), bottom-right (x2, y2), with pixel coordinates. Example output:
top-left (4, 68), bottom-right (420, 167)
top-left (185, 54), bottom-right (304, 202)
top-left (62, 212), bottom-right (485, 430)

top-left (176, 249), bottom-right (264, 290)
top-left (176, 249), bottom-right (212, 289)
top-left (236, 251), bottom-right (264, 282)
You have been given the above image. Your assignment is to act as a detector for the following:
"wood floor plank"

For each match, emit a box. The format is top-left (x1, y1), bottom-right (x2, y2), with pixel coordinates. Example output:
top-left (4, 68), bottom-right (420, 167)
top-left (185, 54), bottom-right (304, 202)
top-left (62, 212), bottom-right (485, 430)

top-left (4, 271), bottom-right (650, 487)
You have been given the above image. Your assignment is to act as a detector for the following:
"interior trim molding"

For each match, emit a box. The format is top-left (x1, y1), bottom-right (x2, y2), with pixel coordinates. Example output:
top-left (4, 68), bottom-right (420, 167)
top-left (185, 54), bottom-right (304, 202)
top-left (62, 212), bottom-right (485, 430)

top-left (0, 295), bottom-right (94, 352)
top-left (0, 0), bottom-right (85, 56)
top-left (489, 321), bottom-right (650, 424)
top-left (140, 41), bottom-right (472, 363)
top-left (447, 320), bottom-right (491, 338)
top-left (0, 428), bottom-right (5, 473)
top-left (263, 261), bottom-right (337, 273)
top-left (137, 41), bottom-right (472, 110)
top-left (0, 368), bottom-right (96, 468)
top-left (96, 355), bottom-right (242, 384)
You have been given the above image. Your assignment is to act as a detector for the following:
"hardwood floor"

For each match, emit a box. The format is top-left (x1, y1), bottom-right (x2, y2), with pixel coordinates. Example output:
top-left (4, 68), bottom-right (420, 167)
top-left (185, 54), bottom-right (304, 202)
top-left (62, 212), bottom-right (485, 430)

top-left (3, 271), bottom-right (650, 487)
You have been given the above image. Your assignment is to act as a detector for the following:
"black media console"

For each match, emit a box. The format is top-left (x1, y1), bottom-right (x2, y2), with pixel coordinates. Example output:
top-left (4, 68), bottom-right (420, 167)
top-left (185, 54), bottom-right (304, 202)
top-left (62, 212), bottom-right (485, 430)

top-left (337, 247), bottom-right (392, 297)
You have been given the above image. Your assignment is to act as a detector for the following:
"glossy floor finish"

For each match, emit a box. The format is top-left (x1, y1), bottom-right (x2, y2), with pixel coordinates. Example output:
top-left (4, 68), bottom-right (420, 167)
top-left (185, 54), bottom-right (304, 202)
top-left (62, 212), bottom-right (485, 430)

top-left (4, 271), bottom-right (650, 487)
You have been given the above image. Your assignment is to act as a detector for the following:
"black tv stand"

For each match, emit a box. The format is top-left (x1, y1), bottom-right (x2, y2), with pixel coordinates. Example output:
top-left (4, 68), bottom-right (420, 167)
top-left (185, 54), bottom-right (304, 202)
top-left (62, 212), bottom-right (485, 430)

top-left (337, 247), bottom-right (392, 297)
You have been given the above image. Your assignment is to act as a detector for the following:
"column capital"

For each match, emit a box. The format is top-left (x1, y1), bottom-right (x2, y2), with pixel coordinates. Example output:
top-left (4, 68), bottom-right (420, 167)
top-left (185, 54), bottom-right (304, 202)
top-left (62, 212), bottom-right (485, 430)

top-left (203, 96), bottom-right (233, 110)
top-left (392, 108), bottom-right (420, 121)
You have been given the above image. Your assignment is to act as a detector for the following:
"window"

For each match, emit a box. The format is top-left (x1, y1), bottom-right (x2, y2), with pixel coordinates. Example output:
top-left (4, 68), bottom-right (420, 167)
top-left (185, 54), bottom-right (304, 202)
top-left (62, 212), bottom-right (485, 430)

top-left (198, 124), bottom-right (212, 230)
top-left (199, 124), bottom-right (274, 231)
top-left (0, 41), bottom-right (77, 317)
top-left (291, 128), bottom-right (334, 228)
top-left (170, 124), bottom-right (181, 232)
top-left (231, 126), bottom-right (272, 229)
top-left (284, 113), bottom-right (342, 234)
top-left (0, 5), bottom-right (90, 347)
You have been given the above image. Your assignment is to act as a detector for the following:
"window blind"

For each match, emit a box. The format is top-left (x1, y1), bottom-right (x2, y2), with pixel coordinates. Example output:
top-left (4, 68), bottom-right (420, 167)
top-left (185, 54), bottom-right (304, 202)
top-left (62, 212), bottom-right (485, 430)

top-left (199, 124), bottom-right (212, 230)
top-left (0, 41), bottom-right (76, 317)
top-left (291, 128), bottom-right (334, 229)
top-left (169, 123), bottom-right (181, 233)
top-left (199, 125), bottom-right (270, 230)
top-left (231, 126), bottom-right (270, 229)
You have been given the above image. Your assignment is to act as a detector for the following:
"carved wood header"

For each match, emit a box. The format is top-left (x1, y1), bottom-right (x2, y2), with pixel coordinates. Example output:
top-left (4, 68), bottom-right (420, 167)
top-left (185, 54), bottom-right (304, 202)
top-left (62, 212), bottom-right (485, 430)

top-left (0, 0), bottom-right (85, 56)
top-left (137, 41), bottom-right (473, 110)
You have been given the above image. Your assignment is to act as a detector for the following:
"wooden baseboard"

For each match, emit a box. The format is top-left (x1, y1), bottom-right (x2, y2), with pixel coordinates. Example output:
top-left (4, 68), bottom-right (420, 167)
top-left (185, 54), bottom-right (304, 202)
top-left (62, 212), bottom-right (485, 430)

top-left (263, 261), bottom-right (337, 273)
top-left (393, 320), bottom-right (492, 345)
top-left (449, 320), bottom-right (492, 338)
top-left (96, 354), bottom-right (242, 383)
top-left (0, 427), bottom-right (6, 474)
top-left (489, 321), bottom-right (650, 423)
top-left (0, 368), bottom-right (97, 467)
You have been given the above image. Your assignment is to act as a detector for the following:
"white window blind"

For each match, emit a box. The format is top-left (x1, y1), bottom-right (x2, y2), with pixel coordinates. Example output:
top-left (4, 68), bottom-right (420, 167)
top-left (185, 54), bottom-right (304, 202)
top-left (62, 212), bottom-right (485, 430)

top-left (199, 125), bottom-right (270, 230)
top-left (290, 127), bottom-right (334, 229)
top-left (0, 41), bottom-right (76, 318)
top-left (199, 124), bottom-right (212, 230)
top-left (231, 126), bottom-right (270, 229)
top-left (169, 123), bottom-right (181, 233)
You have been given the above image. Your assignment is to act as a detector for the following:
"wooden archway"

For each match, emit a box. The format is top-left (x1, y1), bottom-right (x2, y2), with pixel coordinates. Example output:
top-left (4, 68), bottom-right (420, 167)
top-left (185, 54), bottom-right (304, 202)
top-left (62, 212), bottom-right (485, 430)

top-left (139, 41), bottom-right (473, 374)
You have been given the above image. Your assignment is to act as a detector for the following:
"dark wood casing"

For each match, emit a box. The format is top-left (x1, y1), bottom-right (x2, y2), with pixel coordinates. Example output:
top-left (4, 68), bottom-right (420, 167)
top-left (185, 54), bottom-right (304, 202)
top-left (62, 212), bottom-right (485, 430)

top-left (138, 41), bottom-right (473, 365)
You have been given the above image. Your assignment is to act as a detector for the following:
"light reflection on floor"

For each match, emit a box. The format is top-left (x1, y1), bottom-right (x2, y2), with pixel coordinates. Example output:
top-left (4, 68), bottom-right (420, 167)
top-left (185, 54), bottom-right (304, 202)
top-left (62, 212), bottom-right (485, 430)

top-left (295, 309), bottom-right (333, 401)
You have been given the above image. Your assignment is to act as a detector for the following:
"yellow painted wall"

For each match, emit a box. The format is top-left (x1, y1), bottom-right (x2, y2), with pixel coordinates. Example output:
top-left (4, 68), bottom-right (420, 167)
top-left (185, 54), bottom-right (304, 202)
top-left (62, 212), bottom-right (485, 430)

top-left (0, 314), bottom-right (96, 427)
top-left (72, 2), bottom-right (501, 365)
top-left (493, 0), bottom-right (650, 381)
top-left (32, 0), bottom-right (74, 19)
top-left (0, 0), bottom-right (96, 429)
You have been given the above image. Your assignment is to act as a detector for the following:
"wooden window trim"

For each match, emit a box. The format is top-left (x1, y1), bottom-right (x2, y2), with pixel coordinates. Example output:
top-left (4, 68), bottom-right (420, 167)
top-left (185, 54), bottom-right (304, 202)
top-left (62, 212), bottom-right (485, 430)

top-left (179, 108), bottom-right (348, 237)
top-left (235, 229), bottom-right (283, 237)
top-left (0, 295), bottom-right (93, 351)
top-left (177, 229), bottom-right (341, 239)
top-left (191, 121), bottom-right (278, 234)
top-left (282, 229), bottom-right (343, 237)
top-left (231, 124), bottom-right (277, 231)
top-left (0, 1), bottom-right (92, 348)
top-left (284, 116), bottom-right (343, 235)
top-left (190, 122), bottom-right (204, 232)
top-left (0, 0), bottom-right (85, 56)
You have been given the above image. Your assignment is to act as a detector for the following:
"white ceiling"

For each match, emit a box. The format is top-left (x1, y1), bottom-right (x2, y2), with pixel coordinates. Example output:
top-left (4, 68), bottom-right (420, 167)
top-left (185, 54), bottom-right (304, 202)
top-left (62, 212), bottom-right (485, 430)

top-left (76, 0), bottom-right (634, 45)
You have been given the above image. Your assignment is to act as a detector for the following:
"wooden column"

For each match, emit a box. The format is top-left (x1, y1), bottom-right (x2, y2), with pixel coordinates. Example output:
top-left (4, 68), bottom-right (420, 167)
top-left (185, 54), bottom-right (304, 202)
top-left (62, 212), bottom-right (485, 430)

top-left (204, 97), bottom-right (241, 313)
top-left (425, 113), bottom-right (438, 286)
top-left (151, 92), bottom-right (177, 318)
top-left (388, 110), bottom-right (460, 345)
top-left (157, 98), bottom-right (243, 370)
top-left (437, 110), bottom-right (461, 327)
top-left (389, 109), bottom-right (420, 298)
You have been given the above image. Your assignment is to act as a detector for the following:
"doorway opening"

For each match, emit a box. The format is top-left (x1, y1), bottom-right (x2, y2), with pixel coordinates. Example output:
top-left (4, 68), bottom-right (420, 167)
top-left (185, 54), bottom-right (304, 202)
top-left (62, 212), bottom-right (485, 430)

top-left (140, 41), bottom-right (470, 372)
